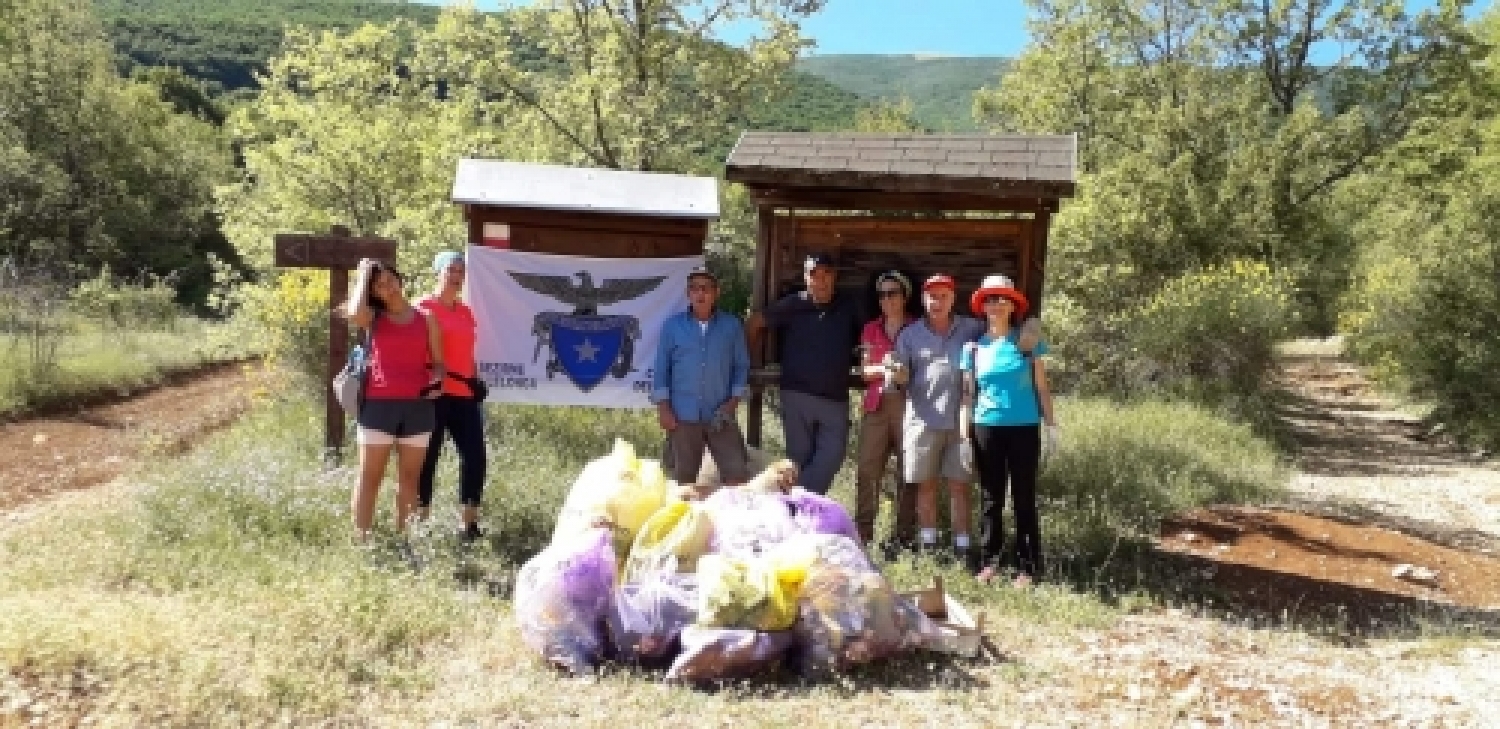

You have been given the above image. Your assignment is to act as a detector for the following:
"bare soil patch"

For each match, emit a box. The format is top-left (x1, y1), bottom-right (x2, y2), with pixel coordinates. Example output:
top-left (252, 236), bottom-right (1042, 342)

top-left (1155, 345), bottom-right (1500, 625)
top-left (0, 362), bottom-right (257, 513)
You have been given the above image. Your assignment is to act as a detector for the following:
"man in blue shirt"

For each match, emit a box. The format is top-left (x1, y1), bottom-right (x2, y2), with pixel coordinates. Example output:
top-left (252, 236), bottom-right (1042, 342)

top-left (652, 266), bottom-right (752, 485)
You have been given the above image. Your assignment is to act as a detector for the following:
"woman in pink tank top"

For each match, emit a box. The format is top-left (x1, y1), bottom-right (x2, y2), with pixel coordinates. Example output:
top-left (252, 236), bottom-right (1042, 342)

top-left (345, 259), bottom-right (446, 541)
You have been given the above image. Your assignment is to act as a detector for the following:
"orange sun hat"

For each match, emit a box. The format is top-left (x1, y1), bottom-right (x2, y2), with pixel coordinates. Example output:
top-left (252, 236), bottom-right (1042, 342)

top-left (969, 274), bottom-right (1030, 318)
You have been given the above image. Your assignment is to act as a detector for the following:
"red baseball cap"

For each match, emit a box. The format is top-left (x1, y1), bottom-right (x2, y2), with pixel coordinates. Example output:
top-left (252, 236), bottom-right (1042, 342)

top-left (922, 273), bottom-right (956, 292)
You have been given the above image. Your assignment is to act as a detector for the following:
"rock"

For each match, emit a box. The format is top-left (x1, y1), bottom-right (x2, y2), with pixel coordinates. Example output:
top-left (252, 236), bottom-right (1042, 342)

top-left (1391, 563), bottom-right (1441, 586)
top-left (1180, 531), bottom-right (1200, 543)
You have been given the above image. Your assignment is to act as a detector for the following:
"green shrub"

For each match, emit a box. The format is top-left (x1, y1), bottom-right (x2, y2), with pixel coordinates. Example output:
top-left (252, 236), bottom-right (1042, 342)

top-left (1343, 190), bottom-right (1500, 447)
top-left (1124, 260), bottom-right (1296, 396)
top-left (69, 265), bottom-right (182, 330)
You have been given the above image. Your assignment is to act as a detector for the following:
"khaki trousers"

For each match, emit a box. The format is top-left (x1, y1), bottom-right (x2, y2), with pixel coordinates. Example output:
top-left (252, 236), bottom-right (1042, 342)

top-left (854, 391), bottom-right (916, 544)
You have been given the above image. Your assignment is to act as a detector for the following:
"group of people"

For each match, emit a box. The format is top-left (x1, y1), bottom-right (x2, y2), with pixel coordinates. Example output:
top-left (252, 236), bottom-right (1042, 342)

top-left (341, 249), bottom-right (1057, 587)
top-left (658, 254), bottom-right (1057, 587)
top-left (343, 253), bottom-right (488, 544)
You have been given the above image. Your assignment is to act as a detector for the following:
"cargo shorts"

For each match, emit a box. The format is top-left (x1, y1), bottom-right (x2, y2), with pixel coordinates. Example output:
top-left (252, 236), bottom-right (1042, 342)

top-left (902, 422), bottom-right (973, 483)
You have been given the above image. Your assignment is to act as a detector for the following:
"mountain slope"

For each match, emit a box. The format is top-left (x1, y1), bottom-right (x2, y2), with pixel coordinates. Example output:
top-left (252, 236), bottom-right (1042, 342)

top-left (798, 54), bottom-right (1010, 131)
top-left (97, 0), bottom-right (864, 136)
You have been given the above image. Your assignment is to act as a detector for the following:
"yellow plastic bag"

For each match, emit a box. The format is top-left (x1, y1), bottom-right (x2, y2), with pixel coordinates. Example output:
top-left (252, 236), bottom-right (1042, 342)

top-left (613, 456), bottom-right (667, 535)
top-left (551, 440), bottom-right (667, 554)
top-left (695, 553), bottom-right (811, 631)
top-left (624, 501), bottom-right (714, 582)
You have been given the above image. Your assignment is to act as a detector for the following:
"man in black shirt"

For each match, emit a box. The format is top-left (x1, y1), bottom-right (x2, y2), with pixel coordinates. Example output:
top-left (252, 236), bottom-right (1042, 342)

top-left (747, 253), bottom-right (862, 494)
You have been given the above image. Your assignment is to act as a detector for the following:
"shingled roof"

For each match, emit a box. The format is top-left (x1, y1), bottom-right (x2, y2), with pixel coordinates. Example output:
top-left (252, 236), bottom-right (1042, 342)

top-left (725, 132), bottom-right (1077, 199)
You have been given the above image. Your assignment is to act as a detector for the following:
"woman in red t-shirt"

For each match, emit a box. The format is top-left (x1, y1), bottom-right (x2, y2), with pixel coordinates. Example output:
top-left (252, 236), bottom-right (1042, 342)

top-left (345, 259), bottom-right (445, 541)
top-left (416, 251), bottom-right (488, 543)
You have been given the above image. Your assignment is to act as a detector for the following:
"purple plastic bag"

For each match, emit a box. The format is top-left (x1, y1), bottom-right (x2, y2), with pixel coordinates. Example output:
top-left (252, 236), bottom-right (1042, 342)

top-left (513, 528), bottom-right (618, 675)
top-left (780, 489), bottom-right (862, 543)
top-left (666, 627), bottom-right (794, 683)
top-left (607, 573), bottom-right (699, 663)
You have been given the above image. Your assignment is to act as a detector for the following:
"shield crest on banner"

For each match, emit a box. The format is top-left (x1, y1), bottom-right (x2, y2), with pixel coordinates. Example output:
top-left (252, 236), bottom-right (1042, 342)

top-left (549, 315), bottom-right (628, 392)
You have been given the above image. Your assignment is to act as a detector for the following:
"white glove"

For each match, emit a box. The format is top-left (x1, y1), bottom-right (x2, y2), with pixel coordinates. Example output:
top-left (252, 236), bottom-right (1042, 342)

top-left (1041, 424), bottom-right (1061, 461)
top-left (958, 438), bottom-right (975, 474)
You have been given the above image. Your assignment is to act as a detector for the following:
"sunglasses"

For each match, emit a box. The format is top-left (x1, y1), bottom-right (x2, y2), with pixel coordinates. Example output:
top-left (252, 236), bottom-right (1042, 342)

top-left (876, 289), bottom-right (904, 298)
top-left (983, 295), bottom-right (1013, 306)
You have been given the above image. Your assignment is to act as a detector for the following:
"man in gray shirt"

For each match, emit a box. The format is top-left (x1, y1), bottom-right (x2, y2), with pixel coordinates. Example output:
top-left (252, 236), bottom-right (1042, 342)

top-left (893, 273), bottom-right (984, 565)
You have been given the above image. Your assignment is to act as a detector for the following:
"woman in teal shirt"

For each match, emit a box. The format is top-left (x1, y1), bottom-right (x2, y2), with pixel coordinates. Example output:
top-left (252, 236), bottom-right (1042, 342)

top-left (959, 275), bottom-right (1057, 586)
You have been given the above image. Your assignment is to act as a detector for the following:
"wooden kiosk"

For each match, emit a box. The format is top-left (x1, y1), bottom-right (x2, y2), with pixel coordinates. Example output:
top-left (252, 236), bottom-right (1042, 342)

top-left (724, 132), bottom-right (1078, 446)
top-left (451, 158), bottom-right (719, 257)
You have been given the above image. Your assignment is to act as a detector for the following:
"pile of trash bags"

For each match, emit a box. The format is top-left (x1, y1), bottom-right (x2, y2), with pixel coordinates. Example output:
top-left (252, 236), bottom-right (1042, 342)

top-left (514, 439), bottom-right (945, 682)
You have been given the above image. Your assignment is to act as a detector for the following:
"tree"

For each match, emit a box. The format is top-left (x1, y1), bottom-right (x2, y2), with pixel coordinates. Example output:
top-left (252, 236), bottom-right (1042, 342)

top-left (975, 0), bottom-right (1478, 329)
top-left (217, 21), bottom-right (512, 273)
top-left (0, 0), bottom-right (232, 296)
top-left (428, 1), bottom-right (824, 172)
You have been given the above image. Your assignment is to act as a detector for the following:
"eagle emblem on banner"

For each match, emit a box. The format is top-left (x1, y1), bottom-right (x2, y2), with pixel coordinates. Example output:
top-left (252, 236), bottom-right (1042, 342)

top-left (507, 270), bottom-right (667, 392)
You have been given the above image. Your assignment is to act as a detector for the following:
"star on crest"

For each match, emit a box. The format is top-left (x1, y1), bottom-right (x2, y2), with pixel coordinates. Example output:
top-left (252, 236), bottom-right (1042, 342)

top-left (575, 338), bottom-right (601, 363)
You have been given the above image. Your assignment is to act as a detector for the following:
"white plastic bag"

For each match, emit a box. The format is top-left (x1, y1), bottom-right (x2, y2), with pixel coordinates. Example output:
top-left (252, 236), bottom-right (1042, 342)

top-left (607, 571), bottom-right (699, 664)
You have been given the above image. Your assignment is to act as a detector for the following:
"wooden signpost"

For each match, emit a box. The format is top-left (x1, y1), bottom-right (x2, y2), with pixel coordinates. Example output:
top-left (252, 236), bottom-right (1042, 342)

top-left (273, 225), bottom-right (397, 458)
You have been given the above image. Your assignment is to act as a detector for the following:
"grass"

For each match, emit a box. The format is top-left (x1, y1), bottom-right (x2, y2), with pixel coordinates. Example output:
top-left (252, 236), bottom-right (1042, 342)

top-left (0, 317), bottom-right (252, 419)
top-left (0, 388), bottom-right (1300, 723)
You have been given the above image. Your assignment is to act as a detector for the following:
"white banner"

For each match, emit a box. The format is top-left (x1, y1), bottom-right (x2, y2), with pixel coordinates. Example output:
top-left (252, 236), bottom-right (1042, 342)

top-left (467, 246), bottom-right (701, 408)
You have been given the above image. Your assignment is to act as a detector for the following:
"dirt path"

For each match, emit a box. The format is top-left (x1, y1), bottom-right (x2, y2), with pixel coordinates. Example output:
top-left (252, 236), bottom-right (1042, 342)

top-left (0, 362), bottom-right (257, 514)
top-left (1275, 349), bottom-right (1500, 553)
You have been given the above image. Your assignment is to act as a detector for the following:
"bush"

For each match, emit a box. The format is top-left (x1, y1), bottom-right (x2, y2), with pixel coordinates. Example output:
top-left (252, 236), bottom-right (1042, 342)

top-left (210, 267), bottom-right (334, 387)
top-left (69, 266), bottom-right (182, 330)
top-left (1342, 190), bottom-right (1500, 447)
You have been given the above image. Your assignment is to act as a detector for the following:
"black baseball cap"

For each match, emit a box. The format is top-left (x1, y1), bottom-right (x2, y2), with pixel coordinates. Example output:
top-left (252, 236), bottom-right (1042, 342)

top-left (687, 265), bottom-right (718, 282)
top-left (804, 252), bottom-right (836, 271)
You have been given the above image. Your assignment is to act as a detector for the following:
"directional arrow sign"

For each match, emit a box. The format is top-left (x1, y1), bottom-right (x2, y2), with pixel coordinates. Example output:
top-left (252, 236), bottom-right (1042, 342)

top-left (274, 232), bottom-right (397, 269)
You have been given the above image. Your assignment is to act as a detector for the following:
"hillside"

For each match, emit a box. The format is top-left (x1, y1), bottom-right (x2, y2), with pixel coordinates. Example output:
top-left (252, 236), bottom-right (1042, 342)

top-left (98, 0), bottom-right (443, 92)
top-left (96, 0), bottom-right (864, 136)
top-left (798, 54), bottom-right (1011, 131)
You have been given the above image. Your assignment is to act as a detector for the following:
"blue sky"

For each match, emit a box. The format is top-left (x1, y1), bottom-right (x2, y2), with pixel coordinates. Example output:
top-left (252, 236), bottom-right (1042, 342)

top-left (429, 1), bottom-right (1487, 57)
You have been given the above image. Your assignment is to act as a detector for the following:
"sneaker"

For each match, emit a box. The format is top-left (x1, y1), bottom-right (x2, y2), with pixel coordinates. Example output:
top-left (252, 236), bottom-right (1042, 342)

top-left (975, 565), bottom-right (1000, 584)
top-left (460, 523), bottom-right (485, 545)
top-left (1012, 573), bottom-right (1035, 589)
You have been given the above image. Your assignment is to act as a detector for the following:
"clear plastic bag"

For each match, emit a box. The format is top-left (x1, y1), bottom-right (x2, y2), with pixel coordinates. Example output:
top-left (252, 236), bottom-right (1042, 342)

top-left (607, 571), bottom-right (699, 664)
top-left (513, 528), bottom-right (618, 675)
top-left (772, 534), bottom-right (911, 677)
top-left (781, 489), bottom-right (862, 543)
top-left (666, 627), bottom-right (794, 683)
top-left (701, 489), bottom-right (799, 559)
top-left (622, 501), bottom-right (713, 583)
top-left (695, 553), bottom-right (810, 631)
top-left (551, 439), bottom-right (667, 551)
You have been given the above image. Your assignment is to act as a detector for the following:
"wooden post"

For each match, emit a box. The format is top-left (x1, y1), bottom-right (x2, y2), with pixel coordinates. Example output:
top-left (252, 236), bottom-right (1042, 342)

top-left (747, 205), bottom-right (774, 448)
top-left (1029, 208), bottom-right (1053, 313)
top-left (273, 225), bottom-right (397, 462)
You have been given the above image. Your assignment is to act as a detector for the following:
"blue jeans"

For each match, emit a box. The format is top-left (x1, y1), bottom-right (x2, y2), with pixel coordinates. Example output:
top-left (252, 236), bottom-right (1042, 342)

top-left (418, 395), bottom-right (488, 508)
top-left (780, 390), bottom-right (850, 495)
